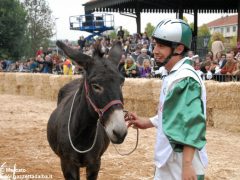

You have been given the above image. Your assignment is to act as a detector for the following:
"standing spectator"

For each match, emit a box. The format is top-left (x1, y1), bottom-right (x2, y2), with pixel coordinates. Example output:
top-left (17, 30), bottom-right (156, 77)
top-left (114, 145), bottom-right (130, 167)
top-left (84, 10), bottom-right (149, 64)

top-left (78, 36), bottom-right (86, 51)
top-left (117, 26), bottom-right (124, 39)
top-left (36, 47), bottom-right (44, 57)
top-left (63, 58), bottom-right (73, 75)
top-left (211, 37), bottom-right (225, 60)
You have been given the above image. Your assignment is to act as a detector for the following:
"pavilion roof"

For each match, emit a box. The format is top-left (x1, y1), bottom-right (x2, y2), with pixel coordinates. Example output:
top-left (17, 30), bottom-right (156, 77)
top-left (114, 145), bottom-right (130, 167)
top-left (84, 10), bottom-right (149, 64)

top-left (83, 0), bottom-right (238, 13)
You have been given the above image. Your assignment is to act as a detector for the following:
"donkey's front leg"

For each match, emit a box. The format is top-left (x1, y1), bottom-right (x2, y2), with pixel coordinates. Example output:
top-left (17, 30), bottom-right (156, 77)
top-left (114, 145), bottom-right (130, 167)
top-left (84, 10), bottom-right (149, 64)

top-left (61, 158), bottom-right (80, 180)
top-left (86, 160), bottom-right (101, 180)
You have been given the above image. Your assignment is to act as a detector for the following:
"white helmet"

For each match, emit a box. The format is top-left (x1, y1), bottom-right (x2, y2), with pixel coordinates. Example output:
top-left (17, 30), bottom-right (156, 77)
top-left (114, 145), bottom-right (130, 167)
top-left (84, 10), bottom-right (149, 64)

top-left (152, 19), bottom-right (192, 50)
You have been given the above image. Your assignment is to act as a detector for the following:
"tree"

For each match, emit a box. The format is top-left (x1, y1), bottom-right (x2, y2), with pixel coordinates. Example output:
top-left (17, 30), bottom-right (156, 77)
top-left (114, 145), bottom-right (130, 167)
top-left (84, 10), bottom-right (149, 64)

top-left (144, 23), bottom-right (155, 37)
top-left (0, 0), bottom-right (28, 60)
top-left (198, 24), bottom-right (211, 37)
top-left (23, 0), bottom-right (54, 56)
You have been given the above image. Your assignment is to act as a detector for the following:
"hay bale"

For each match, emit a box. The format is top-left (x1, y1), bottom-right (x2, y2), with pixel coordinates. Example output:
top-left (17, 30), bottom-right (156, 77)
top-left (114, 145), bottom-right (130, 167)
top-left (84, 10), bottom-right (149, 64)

top-left (0, 73), bottom-right (5, 93)
top-left (213, 108), bottom-right (240, 132)
top-left (3, 73), bottom-right (17, 94)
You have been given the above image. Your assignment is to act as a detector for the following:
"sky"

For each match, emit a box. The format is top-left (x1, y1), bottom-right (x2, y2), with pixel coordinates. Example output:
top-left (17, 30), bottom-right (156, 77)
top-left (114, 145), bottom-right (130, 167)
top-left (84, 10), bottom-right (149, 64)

top-left (46, 0), bottom-right (236, 41)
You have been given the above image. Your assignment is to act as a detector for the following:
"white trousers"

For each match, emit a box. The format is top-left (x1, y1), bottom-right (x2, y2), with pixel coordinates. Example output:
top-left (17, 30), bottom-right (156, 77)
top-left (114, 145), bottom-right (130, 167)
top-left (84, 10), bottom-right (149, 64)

top-left (154, 151), bottom-right (205, 180)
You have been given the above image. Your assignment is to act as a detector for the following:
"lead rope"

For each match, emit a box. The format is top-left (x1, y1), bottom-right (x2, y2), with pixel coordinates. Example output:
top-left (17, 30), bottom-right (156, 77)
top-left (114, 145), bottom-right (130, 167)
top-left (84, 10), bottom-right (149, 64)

top-left (99, 110), bottom-right (139, 156)
top-left (68, 89), bottom-right (100, 153)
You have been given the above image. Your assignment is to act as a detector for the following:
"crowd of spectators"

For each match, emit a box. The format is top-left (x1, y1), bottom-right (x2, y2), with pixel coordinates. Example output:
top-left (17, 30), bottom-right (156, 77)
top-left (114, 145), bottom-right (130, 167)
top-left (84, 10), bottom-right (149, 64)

top-left (1, 32), bottom-right (240, 82)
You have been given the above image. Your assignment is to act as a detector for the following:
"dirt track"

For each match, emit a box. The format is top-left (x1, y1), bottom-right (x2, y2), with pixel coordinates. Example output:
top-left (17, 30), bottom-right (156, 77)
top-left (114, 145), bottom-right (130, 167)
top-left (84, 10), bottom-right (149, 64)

top-left (0, 94), bottom-right (240, 180)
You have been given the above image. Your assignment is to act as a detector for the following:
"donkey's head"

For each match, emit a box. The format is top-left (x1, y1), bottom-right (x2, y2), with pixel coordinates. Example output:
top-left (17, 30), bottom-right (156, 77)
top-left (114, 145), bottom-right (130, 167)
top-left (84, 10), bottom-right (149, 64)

top-left (57, 41), bottom-right (127, 144)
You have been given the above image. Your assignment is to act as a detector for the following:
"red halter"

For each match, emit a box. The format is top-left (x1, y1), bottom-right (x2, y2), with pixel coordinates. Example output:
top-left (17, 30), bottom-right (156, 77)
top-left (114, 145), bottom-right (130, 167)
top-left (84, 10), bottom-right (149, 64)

top-left (84, 80), bottom-right (123, 119)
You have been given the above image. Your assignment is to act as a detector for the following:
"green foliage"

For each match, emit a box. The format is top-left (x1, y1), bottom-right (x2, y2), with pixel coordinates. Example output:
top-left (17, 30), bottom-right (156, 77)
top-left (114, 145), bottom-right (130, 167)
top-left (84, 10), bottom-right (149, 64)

top-left (229, 35), bottom-right (237, 50)
top-left (23, 0), bottom-right (54, 57)
top-left (198, 24), bottom-right (211, 37)
top-left (0, 0), bottom-right (28, 60)
top-left (123, 29), bottom-right (130, 38)
top-left (107, 30), bottom-right (117, 40)
top-left (183, 16), bottom-right (188, 24)
top-left (144, 23), bottom-right (155, 37)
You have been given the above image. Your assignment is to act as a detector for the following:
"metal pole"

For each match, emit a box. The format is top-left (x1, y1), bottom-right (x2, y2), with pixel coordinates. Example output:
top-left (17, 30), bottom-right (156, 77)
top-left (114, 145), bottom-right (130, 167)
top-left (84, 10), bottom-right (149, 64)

top-left (55, 18), bottom-right (59, 56)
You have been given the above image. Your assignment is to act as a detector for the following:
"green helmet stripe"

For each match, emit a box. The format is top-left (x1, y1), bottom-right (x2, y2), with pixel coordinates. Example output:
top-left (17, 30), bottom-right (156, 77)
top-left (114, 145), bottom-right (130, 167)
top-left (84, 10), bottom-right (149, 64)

top-left (181, 23), bottom-right (192, 48)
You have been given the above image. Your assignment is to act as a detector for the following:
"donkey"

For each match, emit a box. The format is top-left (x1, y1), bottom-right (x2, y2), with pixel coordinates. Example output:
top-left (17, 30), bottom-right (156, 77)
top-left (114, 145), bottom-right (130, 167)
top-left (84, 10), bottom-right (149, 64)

top-left (47, 40), bottom-right (128, 180)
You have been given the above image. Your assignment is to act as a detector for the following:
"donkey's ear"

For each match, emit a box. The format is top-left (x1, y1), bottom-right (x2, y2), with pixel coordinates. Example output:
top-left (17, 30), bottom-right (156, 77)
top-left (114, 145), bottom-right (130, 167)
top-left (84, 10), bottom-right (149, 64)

top-left (108, 41), bottom-right (122, 66)
top-left (56, 41), bottom-right (93, 68)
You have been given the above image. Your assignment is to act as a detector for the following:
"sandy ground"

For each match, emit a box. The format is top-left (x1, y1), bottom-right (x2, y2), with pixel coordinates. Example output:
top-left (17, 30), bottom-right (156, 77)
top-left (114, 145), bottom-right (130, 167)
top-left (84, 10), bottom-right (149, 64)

top-left (0, 94), bottom-right (240, 180)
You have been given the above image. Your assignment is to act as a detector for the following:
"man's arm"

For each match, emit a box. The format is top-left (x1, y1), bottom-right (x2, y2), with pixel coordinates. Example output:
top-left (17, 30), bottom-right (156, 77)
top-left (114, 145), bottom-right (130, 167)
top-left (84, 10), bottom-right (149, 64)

top-left (182, 146), bottom-right (197, 180)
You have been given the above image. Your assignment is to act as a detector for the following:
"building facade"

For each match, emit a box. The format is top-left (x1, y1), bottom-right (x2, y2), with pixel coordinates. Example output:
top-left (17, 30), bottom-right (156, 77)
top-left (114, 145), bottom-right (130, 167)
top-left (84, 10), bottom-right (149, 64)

top-left (207, 14), bottom-right (238, 40)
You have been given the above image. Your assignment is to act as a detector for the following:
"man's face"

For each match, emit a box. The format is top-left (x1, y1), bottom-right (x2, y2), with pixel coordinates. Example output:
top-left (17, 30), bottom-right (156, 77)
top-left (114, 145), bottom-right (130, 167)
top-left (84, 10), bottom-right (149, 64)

top-left (226, 53), bottom-right (234, 62)
top-left (153, 42), bottom-right (172, 65)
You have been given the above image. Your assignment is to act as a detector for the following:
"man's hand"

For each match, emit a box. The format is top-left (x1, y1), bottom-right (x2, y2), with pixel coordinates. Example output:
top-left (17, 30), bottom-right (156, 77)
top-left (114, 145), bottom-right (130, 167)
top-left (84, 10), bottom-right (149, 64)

top-left (182, 162), bottom-right (197, 180)
top-left (125, 112), bottom-right (154, 129)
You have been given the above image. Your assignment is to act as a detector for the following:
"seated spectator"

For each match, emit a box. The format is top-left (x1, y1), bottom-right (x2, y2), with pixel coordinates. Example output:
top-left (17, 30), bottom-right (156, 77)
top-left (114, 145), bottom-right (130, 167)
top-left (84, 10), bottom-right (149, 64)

top-left (120, 56), bottom-right (139, 78)
top-left (131, 45), bottom-right (141, 62)
top-left (218, 53), bottom-right (227, 69)
top-left (200, 60), bottom-right (213, 80)
top-left (136, 48), bottom-right (151, 67)
top-left (139, 59), bottom-right (152, 78)
top-left (221, 52), bottom-right (237, 75)
top-left (36, 55), bottom-right (53, 73)
top-left (220, 52), bottom-right (238, 81)
top-left (232, 61), bottom-right (240, 80)
top-left (210, 60), bottom-right (220, 74)
top-left (187, 50), bottom-right (194, 59)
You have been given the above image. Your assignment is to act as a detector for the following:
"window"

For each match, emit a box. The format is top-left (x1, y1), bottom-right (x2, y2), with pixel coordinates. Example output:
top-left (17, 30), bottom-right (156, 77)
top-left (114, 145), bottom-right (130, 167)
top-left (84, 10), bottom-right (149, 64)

top-left (233, 26), bottom-right (236, 32)
top-left (221, 27), bottom-right (224, 34)
top-left (226, 27), bottom-right (230, 33)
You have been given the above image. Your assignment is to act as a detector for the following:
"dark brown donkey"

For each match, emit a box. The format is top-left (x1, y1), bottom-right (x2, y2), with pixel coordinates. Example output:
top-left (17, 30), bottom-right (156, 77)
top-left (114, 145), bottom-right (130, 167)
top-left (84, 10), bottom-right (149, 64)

top-left (47, 41), bottom-right (127, 180)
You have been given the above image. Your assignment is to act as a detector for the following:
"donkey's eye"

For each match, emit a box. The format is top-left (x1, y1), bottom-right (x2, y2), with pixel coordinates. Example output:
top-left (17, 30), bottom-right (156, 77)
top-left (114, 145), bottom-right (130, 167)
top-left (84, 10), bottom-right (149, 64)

top-left (91, 83), bottom-right (103, 93)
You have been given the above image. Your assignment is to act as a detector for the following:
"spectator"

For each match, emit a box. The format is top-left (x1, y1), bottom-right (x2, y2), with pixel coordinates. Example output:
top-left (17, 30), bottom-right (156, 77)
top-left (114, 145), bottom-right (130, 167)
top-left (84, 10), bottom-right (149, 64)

top-left (221, 52), bottom-right (237, 75)
top-left (120, 56), bottom-right (139, 78)
top-left (221, 52), bottom-right (237, 81)
top-left (36, 47), bottom-right (44, 57)
top-left (78, 36), bottom-right (86, 51)
top-left (117, 26), bottom-right (124, 39)
top-left (187, 50), bottom-right (194, 59)
top-left (36, 55), bottom-right (53, 73)
top-left (63, 58), bottom-right (73, 75)
top-left (136, 48), bottom-right (151, 67)
top-left (218, 53), bottom-right (227, 69)
top-left (139, 59), bottom-right (152, 78)
top-left (131, 45), bottom-right (141, 62)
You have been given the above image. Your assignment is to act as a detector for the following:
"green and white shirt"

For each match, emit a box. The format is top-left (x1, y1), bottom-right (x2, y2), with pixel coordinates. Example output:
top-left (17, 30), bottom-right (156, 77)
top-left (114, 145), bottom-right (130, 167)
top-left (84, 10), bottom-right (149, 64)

top-left (150, 57), bottom-right (208, 168)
